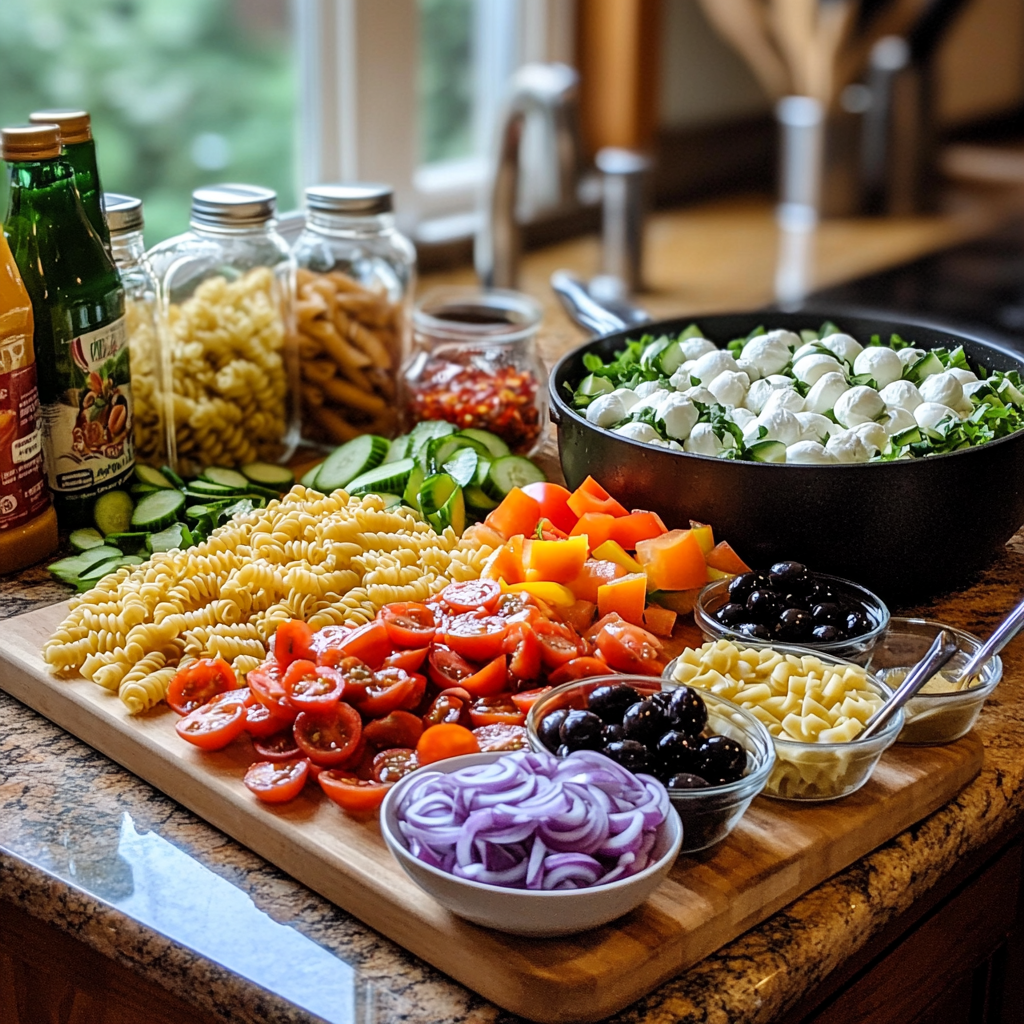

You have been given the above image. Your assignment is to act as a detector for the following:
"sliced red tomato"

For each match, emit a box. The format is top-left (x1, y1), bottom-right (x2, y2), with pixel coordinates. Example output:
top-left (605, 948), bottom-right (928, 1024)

top-left (510, 687), bottom-right (552, 713)
top-left (316, 620), bottom-right (391, 669)
top-left (594, 620), bottom-right (665, 676)
top-left (416, 722), bottom-right (480, 765)
top-left (209, 686), bottom-right (253, 708)
top-left (175, 700), bottom-right (248, 751)
top-left (548, 656), bottom-right (613, 685)
top-left (243, 759), bottom-right (308, 803)
top-left (460, 654), bottom-right (508, 697)
top-left (362, 709), bottom-right (424, 749)
top-left (427, 643), bottom-right (476, 689)
top-left (444, 613), bottom-right (509, 662)
top-left (244, 701), bottom-right (294, 739)
top-left (348, 667), bottom-right (422, 718)
top-left (380, 602), bottom-right (436, 647)
top-left (439, 578), bottom-right (501, 612)
top-left (319, 771), bottom-right (391, 813)
top-left (561, 598), bottom-right (598, 633)
top-left (274, 620), bottom-right (314, 670)
top-left (303, 758), bottom-right (324, 782)
top-left (281, 660), bottom-right (345, 712)
top-left (472, 723), bottom-right (529, 752)
top-left (167, 658), bottom-right (238, 716)
top-left (422, 692), bottom-right (469, 729)
top-left (253, 729), bottom-right (302, 762)
top-left (382, 646), bottom-right (429, 673)
top-left (372, 747), bottom-right (420, 783)
top-left (310, 624), bottom-right (351, 656)
top-left (521, 482), bottom-right (578, 533)
top-left (247, 659), bottom-right (296, 720)
top-left (534, 620), bottom-right (585, 669)
top-left (293, 703), bottom-right (363, 767)
top-left (504, 622), bottom-right (542, 681)
top-left (468, 695), bottom-right (526, 728)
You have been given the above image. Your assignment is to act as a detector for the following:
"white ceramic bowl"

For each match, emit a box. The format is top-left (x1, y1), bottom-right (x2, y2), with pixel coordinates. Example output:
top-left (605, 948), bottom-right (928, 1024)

top-left (379, 751), bottom-right (683, 937)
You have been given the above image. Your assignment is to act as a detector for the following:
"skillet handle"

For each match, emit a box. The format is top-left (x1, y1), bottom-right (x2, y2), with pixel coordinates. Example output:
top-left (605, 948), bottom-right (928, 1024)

top-left (551, 270), bottom-right (633, 337)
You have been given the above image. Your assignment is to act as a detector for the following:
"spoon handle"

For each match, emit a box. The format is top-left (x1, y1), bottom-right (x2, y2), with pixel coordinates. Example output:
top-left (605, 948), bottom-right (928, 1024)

top-left (956, 595), bottom-right (1024, 686)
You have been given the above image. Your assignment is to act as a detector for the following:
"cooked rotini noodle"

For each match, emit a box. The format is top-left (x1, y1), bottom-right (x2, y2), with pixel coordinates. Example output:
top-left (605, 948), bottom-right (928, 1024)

top-left (120, 664), bottom-right (177, 715)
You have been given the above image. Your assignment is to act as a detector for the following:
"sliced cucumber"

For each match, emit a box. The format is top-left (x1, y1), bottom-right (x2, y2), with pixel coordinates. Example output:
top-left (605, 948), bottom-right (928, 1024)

top-left (442, 447), bottom-right (479, 487)
top-left (403, 465), bottom-right (426, 511)
top-left (432, 435), bottom-right (491, 470)
top-left (300, 462), bottom-right (324, 488)
top-left (94, 490), bottom-right (135, 536)
top-left (640, 338), bottom-right (670, 371)
top-left (131, 489), bottom-right (185, 531)
top-left (906, 350), bottom-right (943, 384)
top-left (373, 492), bottom-right (404, 508)
top-left (186, 501), bottom-right (231, 519)
top-left (456, 427), bottom-right (510, 458)
top-left (409, 419), bottom-right (456, 449)
top-left (383, 435), bottom-right (409, 464)
top-left (655, 340), bottom-right (686, 375)
top-left (187, 478), bottom-right (243, 496)
top-left (481, 455), bottom-right (545, 501)
top-left (346, 457), bottom-right (416, 496)
top-left (574, 374), bottom-right (614, 403)
top-left (892, 425), bottom-right (922, 446)
top-left (148, 522), bottom-right (192, 553)
top-left (314, 435), bottom-right (390, 492)
top-left (69, 527), bottom-right (105, 552)
top-left (464, 484), bottom-right (499, 512)
top-left (72, 545), bottom-right (125, 570)
top-left (202, 466), bottom-right (250, 489)
top-left (130, 483), bottom-right (159, 497)
top-left (103, 531), bottom-right (151, 555)
top-left (161, 465), bottom-right (186, 489)
top-left (220, 499), bottom-right (256, 520)
top-left (121, 555), bottom-right (146, 565)
top-left (48, 546), bottom-right (123, 579)
top-left (747, 439), bottom-right (787, 463)
top-left (77, 556), bottom-right (133, 583)
top-left (241, 462), bottom-right (295, 489)
top-left (418, 472), bottom-right (459, 516)
top-left (427, 486), bottom-right (466, 535)
top-left (135, 465), bottom-right (175, 489)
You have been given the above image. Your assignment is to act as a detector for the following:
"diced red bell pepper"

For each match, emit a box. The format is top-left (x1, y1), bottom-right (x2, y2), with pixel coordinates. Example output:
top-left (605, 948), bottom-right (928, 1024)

top-left (608, 511), bottom-right (667, 550)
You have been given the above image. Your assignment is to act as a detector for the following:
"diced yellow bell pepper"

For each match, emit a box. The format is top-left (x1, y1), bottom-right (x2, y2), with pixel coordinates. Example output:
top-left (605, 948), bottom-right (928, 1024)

top-left (706, 566), bottom-right (735, 582)
top-left (504, 581), bottom-right (577, 607)
top-left (591, 539), bottom-right (644, 574)
top-left (689, 521), bottom-right (715, 557)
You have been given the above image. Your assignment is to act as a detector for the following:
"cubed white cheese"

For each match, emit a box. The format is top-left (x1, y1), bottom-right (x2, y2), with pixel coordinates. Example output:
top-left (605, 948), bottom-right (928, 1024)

top-left (819, 332), bottom-right (863, 364)
top-left (834, 385), bottom-right (886, 428)
top-left (684, 422), bottom-right (736, 456)
top-left (795, 411), bottom-right (833, 443)
top-left (805, 371), bottom-right (850, 415)
top-left (656, 393), bottom-right (699, 440)
top-left (740, 333), bottom-right (792, 376)
top-left (707, 370), bottom-right (751, 408)
top-left (786, 440), bottom-right (837, 464)
top-left (852, 347), bottom-right (903, 387)
top-left (613, 421), bottom-right (662, 444)
top-left (793, 353), bottom-right (844, 385)
top-left (878, 379), bottom-right (923, 412)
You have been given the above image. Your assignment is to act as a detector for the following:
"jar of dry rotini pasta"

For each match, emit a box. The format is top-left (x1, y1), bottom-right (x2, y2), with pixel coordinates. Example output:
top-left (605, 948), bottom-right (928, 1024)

top-left (291, 183), bottom-right (415, 447)
top-left (147, 184), bottom-right (297, 476)
top-left (106, 193), bottom-right (166, 467)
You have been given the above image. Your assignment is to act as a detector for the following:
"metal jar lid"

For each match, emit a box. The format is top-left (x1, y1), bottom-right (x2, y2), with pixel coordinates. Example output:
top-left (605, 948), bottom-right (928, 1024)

top-left (29, 109), bottom-right (92, 145)
top-left (103, 193), bottom-right (144, 234)
top-left (190, 183), bottom-right (277, 228)
top-left (305, 183), bottom-right (393, 216)
top-left (1, 124), bottom-right (61, 161)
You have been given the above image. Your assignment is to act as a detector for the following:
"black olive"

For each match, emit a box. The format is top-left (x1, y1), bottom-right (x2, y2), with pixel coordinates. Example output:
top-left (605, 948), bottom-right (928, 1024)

top-left (716, 602), bottom-right (748, 626)
top-left (603, 739), bottom-right (651, 773)
top-left (697, 735), bottom-right (747, 784)
top-left (811, 602), bottom-right (843, 626)
top-left (622, 698), bottom-right (672, 745)
top-left (845, 610), bottom-right (870, 635)
top-left (812, 624), bottom-right (842, 642)
top-left (746, 589), bottom-right (782, 622)
top-left (538, 708), bottom-right (568, 752)
top-left (808, 580), bottom-right (837, 604)
top-left (559, 709), bottom-right (605, 752)
top-left (587, 683), bottom-right (643, 724)
top-left (737, 622), bottom-right (771, 640)
top-left (664, 686), bottom-right (708, 735)
top-left (656, 730), bottom-right (702, 774)
top-left (666, 772), bottom-right (711, 790)
top-left (728, 571), bottom-right (770, 604)
top-left (601, 723), bottom-right (625, 745)
top-left (769, 560), bottom-right (806, 587)
top-left (775, 607), bottom-right (813, 641)
top-left (781, 591), bottom-right (811, 611)
top-left (650, 690), bottom-right (674, 708)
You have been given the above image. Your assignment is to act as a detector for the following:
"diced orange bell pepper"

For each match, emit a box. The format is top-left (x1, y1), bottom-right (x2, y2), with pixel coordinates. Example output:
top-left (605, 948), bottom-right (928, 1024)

top-left (481, 537), bottom-right (525, 584)
top-left (504, 581), bottom-right (577, 606)
top-left (569, 512), bottom-right (617, 551)
top-left (524, 534), bottom-right (589, 584)
top-left (537, 518), bottom-right (569, 540)
top-left (485, 487), bottom-right (541, 540)
top-left (566, 476), bottom-right (628, 518)
top-left (567, 558), bottom-right (627, 603)
top-left (597, 572), bottom-right (648, 626)
top-left (591, 539), bottom-right (644, 574)
top-left (688, 521), bottom-right (715, 557)
top-left (642, 603), bottom-right (678, 637)
top-left (561, 598), bottom-right (597, 632)
top-left (648, 588), bottom-right (701, 615)
top-left (608, 510), bottom-right (667, 550)
top-left (636, 529), bottom-right (708, 591)
top-left (705, 540), bottom-right (752, 575)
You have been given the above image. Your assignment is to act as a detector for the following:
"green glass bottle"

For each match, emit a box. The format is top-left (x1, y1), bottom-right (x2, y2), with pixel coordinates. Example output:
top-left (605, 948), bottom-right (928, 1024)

top-left (1, 124), bottom-right (132, 526)
top-left (28, 109), bottom-right (110, 252)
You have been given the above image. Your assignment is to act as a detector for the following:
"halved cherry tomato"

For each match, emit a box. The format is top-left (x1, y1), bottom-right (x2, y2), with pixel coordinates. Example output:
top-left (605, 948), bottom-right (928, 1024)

top-left (472, 723), bottom-right (529, 751)
top-left (310, 624), bottom-right (351, 656)
top-left (293, 703), bottom-right (363, 767)
top-left (303, 758), bottom-right (324, 782)
top-left (347, 742), bottom-right (379, 781)
top-left (380, 602), bottom-right (436, 647)
top-left (318, 771), bottom-right (391, 813)
top-left (282, 660), bottom-right (345, 712)
top-left (439, 578), bottom-right (501, 612)
top-left (348, 667), bottom-right (420, 718)
top-left (534, 620), bottom-right (585, 669)
top-left (316, 620), bottom-right (391, 669)
top-left (510, 687), bottom-right (552, 713)
top-left (253, 730), bottom-right (302, 762)
top-left (548, 656), bottom-right (613, 685)
top-left (422, 692), bottom-right (469, 728)
top-left (243, 759), bottom-right (308, 803)
top-left (595, 620), bottom-right (665, 676)
top-left (324, 656), bottom-right (375, 702)
top-left (247, 659), bottom-right (297, 720)
top-left (209, 686), bottom-right (253, 708)
top-left (427, 643), bottom-right (475, 689)
top-left (460, 654), bottom-right (509, 697)
top-left (244, 701), bottom-right (295, 739)
top-left (468, 695), bottom-right (526, 728)
top-left (505, 622), bottom-right (542, 681)
top-left (444, 613), bottom-right (509, 662)
top-left (362, 709), bottom-right (424, 749)
top-left (175, 700), bottom-right (248, 751)
top-left (372, 747), bottom-right (420, 783)
top-left (275, 620), bottom-right (314, 670)
top-left (167, 658), bottom-right (238, 715)
top-left (382, 646), bottom-right (429, 673)
top-left (416, 722), bottom-right (480, 765)
top-left (521, 482), bottom-right (578, 533)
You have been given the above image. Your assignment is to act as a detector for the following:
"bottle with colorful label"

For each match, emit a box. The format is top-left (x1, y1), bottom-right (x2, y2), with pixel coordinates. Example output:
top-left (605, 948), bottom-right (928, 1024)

top-left (1, 124), bottom-right (132, 527)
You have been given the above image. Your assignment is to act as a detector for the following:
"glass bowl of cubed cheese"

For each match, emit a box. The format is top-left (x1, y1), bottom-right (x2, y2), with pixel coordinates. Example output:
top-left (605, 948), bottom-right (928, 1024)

top-left (665, 639), bottom-right (898, 801)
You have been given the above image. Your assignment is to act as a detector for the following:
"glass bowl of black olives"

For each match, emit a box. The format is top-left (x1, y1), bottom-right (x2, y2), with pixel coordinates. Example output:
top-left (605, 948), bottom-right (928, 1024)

top-left (694, 561), bottom-right (889, 665)
top-left (525, 677), bottom-right (775, 853)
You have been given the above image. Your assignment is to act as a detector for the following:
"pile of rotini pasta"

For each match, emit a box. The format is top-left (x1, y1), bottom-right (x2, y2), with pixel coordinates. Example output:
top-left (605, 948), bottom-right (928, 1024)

top-left (44, 486), bottom-right (493, 715)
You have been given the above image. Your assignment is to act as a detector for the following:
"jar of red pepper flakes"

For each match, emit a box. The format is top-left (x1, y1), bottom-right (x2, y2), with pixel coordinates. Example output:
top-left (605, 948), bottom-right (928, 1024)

top-left (402, 287), bottom-right (546, 455)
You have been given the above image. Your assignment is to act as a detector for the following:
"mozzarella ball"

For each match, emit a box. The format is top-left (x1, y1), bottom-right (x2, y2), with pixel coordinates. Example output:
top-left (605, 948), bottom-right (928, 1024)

top-left (741, 333), bottom-right (791, 376)
top-left (689, 349), bottom-right (740, 385)
top-left (919, 371), bottom-right (964, 409)
top-left (786, 440), bottom-right (837, 465)
top-left (948, 368), bottom-right (978, 385)
top-left (805, 371), bottom-right (850, 415)
top-left (757, 407), bottom-right (803, 445)
top-left (628, 391), bottom-right (670, 418)
top-left (613, 387), bottom-right (642, 413)
top-left (731, 407), bottom-right (757, 431)
top-left (897, 347), bottom-right (926, 368)
top-left (791, 341), bottom-right (822, 362)
top-left (826, 430), bottom-right (872, 464)
top-left (634, 379), bottom-right (665, 399)
top-left (684, 422), bottom-right (736, 456)
top-left (585, 392), bottom-right (629, 427)
top-left (746, 375), bottom-right (795, 415)
top-left (656, 393), bottom-right (699, 440)
top-left (707, 370), bottom-right (751, 408)
top-left (796, 411), bottom-right (833, 443)
top-left (853, 346), bottom-right (903, 387)
top-left (684, 385), bottom-right (716, 406)
top-left (852, 421), bottom-right (888, 455)
top-left (762, 387), bottom-right (805, 416)
top-left (881, 406), bottom-right (916, 435)
top-left (793, 353), bottom-right (844, 386)
top-left (736, 358), bottom-right (763, 382)
top-left (819, 332), bottom-right (863, 364)
top-left (878, 379), bottom-right (923, 412)
top-left (834, 385), bottom-right (886, 428)
top-left (613, 421), bottom-right (661, 444)
top-left (680, 336), bottom-right (717, 360)
top-left (669, 364), bottom-right (696, 390)
top-left (914, 402), bottom-right (958, 435)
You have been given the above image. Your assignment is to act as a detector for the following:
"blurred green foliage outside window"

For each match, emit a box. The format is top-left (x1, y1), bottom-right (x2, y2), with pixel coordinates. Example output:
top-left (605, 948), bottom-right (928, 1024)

top-left (419, 0), bottom-right (474, 166)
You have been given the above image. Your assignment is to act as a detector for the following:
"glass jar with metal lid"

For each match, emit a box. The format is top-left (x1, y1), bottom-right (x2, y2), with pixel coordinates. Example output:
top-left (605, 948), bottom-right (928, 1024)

top-left (290, 183), bottom-right (415, 446)
top-left (146, 184), bottom-right (297, 476)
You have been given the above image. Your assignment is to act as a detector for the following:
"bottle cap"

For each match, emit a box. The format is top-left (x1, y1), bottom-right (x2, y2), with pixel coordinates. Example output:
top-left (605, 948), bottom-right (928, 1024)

top-left (103, 193), bottom-right (144, 234)
top-left (1, 125), bottom-right (61, 162)
top-left (191, 183), bottom-right (276, 228)
top-left (305, 183), bottom-right (393, 216)
top-left (29, 109), bottom-right (92, 145)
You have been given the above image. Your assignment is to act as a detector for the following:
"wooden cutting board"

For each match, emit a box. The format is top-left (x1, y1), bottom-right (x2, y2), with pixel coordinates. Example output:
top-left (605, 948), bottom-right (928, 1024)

top-left (1, 603), bottom-right (984, 1024)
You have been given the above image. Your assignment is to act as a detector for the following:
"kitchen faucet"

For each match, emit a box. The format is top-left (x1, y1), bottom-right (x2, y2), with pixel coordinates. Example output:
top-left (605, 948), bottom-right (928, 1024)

top-left (474, 62), bottom-right (585, 289)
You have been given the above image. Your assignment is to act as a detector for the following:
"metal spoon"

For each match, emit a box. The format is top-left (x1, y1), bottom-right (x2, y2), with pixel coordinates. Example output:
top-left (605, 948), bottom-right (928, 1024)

top-left (951, 593), bottom-right (1024, 691)
top-left (860, 629), bottom-right (959, 740)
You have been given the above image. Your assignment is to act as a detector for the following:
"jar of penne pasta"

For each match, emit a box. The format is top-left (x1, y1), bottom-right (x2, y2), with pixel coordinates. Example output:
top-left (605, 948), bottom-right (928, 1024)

top-left (146, 184), bottom-right (297, 476)
top-left (291, 183), bottom-right (415, 447)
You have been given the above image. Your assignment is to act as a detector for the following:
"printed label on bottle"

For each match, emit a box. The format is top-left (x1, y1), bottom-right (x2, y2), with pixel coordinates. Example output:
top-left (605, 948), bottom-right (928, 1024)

top-left (0, 362), bottom-right (50, 532)
top-left (41, 315), bottom-right (134, 497)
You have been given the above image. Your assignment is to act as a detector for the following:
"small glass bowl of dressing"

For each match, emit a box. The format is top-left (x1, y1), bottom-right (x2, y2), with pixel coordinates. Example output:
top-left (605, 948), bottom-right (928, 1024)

top-left (868, 617), bottom-right (1002, 745)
